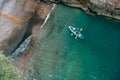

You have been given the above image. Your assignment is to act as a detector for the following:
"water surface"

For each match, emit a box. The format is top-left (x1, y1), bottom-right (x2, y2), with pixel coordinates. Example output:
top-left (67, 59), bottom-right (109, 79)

top-left (30, 5), bottom-right (120, 80)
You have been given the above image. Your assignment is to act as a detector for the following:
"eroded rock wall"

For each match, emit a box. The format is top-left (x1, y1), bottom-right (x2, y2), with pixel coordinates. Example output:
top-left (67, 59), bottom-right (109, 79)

top-left (63, 0), bottom-right (120, 19)
top-left (88, 0), bottom-right (120, 19)
top-left (0, 0), bottom-right (36, 55)
top-left (45, 0), bottom-right (120, 19)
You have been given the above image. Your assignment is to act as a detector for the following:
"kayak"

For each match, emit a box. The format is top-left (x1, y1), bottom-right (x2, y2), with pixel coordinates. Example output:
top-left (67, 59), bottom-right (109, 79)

top-left (69, 26), bottom-right (84, 39)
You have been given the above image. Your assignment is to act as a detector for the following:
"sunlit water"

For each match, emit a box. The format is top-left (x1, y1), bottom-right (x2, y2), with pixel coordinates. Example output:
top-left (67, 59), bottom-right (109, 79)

top-left (30, 5), bottom-right (120, 80)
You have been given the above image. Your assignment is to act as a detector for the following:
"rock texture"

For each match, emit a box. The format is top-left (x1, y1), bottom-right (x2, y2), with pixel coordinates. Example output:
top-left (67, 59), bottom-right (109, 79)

top-left (13, 3), bottom-right (54, 76)
top-left (88, 0), bottom-right (120, 19)
top-left (0, 0), bottom-right (36, 55)
top-left (45, 0), bottom-right (120, 19)
top-left (63, 0), bottom-right (120, 19)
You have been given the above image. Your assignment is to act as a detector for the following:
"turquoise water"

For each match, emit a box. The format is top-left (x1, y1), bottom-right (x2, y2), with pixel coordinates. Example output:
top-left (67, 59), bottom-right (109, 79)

top-left (30, 5), bottom-right (120, 80)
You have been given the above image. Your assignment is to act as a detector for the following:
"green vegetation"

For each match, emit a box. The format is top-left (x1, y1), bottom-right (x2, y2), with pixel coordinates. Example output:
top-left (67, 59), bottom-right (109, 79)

top-left (0, 51), bottom-right (24, 80)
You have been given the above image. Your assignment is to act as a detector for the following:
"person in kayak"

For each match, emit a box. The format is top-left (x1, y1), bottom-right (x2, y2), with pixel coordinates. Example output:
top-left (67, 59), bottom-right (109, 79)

top-left (70, 26), bottom-right (77, 31)
top-left (76, 31), bottom-right (81, 36)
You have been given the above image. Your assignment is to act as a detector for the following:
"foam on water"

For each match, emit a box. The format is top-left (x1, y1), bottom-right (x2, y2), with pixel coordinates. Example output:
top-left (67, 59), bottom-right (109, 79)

top-left (41, 4), bottom-right (56, 28)
top-left (12, 36), bottom-right (32, 58)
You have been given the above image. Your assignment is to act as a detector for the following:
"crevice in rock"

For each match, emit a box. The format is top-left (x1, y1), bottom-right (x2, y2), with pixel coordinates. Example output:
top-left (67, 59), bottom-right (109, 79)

top-left (11, 11), bottom-right (39, 55)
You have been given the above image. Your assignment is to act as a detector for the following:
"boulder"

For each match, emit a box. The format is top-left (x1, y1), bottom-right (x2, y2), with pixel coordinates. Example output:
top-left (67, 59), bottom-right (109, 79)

top-left (0, 0), bottom-right (36, 56)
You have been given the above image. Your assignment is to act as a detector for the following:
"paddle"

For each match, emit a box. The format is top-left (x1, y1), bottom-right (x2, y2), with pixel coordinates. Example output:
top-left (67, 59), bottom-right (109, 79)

top-left (71, 33), bottom-right (73, 36)
top-left (80, 28), bottom-right (83, 32)
top-left (77, 27), bottom-right (83, 32)
top-left (75, 36), bottom-right (77, 39)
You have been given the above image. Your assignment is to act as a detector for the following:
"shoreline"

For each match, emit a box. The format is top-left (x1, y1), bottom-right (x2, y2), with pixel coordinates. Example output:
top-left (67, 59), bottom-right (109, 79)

top-left (14, 3), bottom-right (54, 77)
top-left (62, 3), bottom-right (120, 20)
top-left (41, 0), bottom-right (120, 20)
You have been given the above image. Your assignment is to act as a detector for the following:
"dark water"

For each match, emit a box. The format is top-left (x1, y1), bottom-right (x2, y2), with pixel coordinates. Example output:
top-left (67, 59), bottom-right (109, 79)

top-left (30, 5), bottom-right (120, 80)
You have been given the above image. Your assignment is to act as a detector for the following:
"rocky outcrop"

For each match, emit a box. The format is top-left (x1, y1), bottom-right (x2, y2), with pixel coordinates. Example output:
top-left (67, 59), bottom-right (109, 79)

top-left (63, 0), bottom-right (120, 19)
top-left (44, 0), bottom-right (120, 19)
top-left (13, 3), bottom-right (54, 76)
top-left (88, 0), bottom-right (120, 19)
top-left (0, 0), bottom-right (36, 56)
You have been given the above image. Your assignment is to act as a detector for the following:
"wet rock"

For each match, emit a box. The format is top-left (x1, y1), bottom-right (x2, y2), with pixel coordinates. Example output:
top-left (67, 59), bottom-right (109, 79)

top-left (12, 36), bottom-right (32, 58)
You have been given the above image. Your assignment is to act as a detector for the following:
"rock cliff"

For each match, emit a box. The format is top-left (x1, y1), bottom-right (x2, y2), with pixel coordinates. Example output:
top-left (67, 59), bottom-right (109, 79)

top-left (0, 0), bottom-right (36, 55)
top-left (48, 0), bottom-right (120, 19)
top-left (64, 0), bottom-right (120, 19)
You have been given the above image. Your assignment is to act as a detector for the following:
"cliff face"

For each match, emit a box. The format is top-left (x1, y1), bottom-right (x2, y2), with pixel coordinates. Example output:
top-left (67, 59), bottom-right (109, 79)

top-left (0, 0), bottom-right (36, 55)
top-left (49, 0), bottom-right (120, 19)
top-left (88, 0), bottom-right (120, 19)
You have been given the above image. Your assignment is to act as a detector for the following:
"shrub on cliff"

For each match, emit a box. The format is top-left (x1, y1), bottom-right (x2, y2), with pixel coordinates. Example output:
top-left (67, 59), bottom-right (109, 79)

top-left (0, 51), bottom-right (24, 80)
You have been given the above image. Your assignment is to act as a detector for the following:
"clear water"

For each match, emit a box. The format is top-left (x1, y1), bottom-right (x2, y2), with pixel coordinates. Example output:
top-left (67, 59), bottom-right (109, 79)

top-left (30, 5), bottom-right (120, 80)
